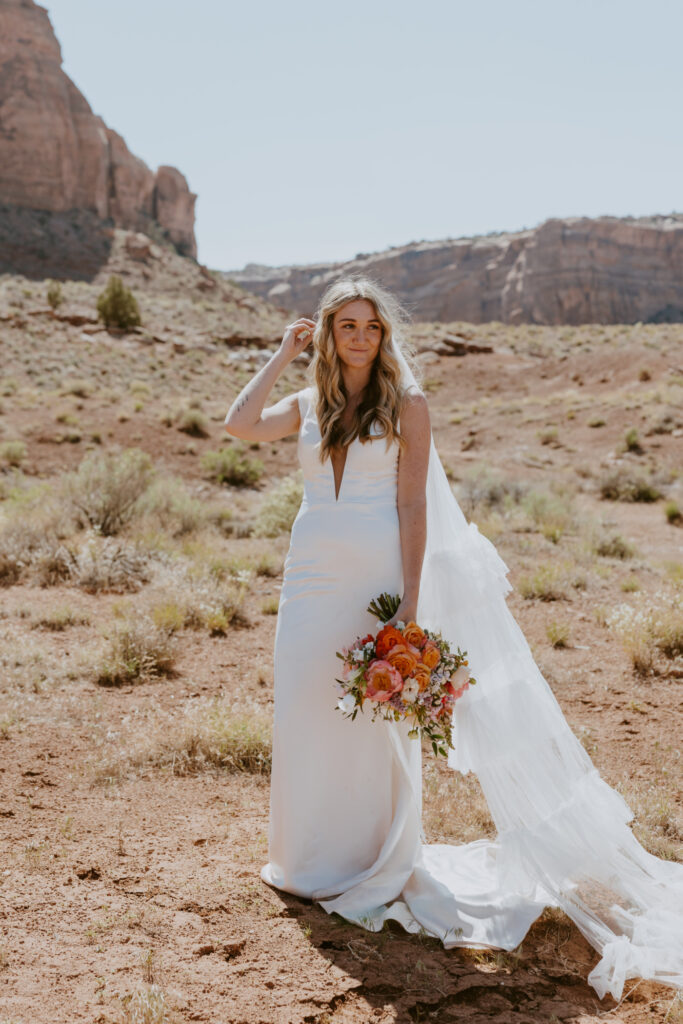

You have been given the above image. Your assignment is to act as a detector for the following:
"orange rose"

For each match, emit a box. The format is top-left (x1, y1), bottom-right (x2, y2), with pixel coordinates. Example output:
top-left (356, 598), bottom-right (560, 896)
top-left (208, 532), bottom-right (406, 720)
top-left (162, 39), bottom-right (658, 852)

top-left (385, 644), bottom-right (418, 679)
top-left (403, 621), bottom-right (426, 649)
top-left (421, 641), bottom-right (441, 670)
top-left (412, 664), bottom-right (431, 691)
top-left (375, 624), bottom-right (405, 659)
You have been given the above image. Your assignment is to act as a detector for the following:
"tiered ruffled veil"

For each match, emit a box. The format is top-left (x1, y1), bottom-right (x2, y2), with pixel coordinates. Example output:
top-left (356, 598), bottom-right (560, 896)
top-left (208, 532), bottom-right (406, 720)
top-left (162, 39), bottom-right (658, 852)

top-left (393, 340), bottom-right (683, 1001)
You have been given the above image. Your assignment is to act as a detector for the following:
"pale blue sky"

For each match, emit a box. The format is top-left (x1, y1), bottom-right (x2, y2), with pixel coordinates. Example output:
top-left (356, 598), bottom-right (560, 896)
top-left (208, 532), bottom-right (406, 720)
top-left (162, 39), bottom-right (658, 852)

top-left (46, 0), bottom-right (682, 271)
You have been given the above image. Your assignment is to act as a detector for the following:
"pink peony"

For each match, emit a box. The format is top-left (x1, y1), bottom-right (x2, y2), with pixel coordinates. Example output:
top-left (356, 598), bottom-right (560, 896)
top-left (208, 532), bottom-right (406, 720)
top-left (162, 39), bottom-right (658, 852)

top-left (365, 659), bottom-right (404, 702)
top-left (445, 663), bottom-right (470, 701)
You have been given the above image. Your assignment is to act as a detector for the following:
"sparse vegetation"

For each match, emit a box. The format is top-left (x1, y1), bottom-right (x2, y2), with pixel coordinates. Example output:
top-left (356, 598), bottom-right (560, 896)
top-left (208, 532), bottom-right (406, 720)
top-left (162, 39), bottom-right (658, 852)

top-left (96, 273), bottom-right (142, 330)
top-left (546, 620), bottom-right (570, 648)
top-left (201, 444), bottom-right (264, 487)
top-left (0, 440), bottom-right (27, 467)
top-left (63, 448), bottom-right (155, 535)
top-left (253, 471), bottom-right (304, 537)
top-left (598, 466), bottom-right (664, 502)
top-left (96, 615), bottom-right (177, 686)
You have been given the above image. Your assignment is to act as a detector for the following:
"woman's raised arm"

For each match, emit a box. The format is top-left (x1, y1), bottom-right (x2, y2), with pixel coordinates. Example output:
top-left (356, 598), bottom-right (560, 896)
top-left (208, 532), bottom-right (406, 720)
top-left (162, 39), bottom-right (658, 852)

top-left (224, 317), bottom-right (315, 442)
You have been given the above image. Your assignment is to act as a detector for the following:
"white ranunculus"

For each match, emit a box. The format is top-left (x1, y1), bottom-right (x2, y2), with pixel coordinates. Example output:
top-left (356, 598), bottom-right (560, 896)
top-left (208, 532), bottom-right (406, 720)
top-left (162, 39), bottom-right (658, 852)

top-left (402, 678), bottom-right (420, 703)
top-left (337, 692), bottom-right (357, 714)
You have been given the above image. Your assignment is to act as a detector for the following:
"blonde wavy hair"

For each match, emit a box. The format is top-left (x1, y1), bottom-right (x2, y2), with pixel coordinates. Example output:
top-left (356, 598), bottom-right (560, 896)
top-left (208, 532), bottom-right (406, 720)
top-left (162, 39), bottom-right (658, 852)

top-left (307, 276), bottom-right (421, 462)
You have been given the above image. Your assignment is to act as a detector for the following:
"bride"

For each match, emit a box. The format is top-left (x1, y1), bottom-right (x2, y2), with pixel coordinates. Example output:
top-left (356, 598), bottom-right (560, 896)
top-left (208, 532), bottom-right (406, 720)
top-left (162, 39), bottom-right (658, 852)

top-left (224, 276), bottom-right (683, 1002)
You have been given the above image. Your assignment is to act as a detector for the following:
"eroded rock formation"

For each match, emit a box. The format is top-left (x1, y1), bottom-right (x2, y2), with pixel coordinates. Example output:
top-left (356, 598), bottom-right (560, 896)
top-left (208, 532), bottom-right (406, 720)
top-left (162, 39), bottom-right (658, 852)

top-left (0, 0), bottom-right (196, 276)
top-left (227, 214), bottom-right (683, 325)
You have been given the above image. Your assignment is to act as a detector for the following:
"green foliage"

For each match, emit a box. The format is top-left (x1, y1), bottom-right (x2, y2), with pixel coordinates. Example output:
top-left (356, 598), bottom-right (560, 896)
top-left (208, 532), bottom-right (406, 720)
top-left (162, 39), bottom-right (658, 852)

top-left (0, 440), bottom-right (27, 467)
top-left (96, 274), bottom-right (142, 330)
top-left (201, 444), bottom-right (264, 487)
top-left (46, 279), bottom-right (63, 310)
top-left (665, 500), bottom-right (682, 525)
top-left (598, 467), bottom-right (663, 502)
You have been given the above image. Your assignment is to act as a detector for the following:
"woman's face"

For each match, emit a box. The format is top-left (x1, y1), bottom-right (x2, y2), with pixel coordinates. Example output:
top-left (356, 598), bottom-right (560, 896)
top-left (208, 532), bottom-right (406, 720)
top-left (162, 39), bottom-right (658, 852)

top-left (331, 299), bottom-right (383, 371)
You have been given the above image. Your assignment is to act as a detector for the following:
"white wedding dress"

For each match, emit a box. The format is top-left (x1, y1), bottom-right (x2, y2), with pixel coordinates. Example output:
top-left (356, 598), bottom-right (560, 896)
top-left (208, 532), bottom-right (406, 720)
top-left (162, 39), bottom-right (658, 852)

top-left (261, 382), bottom-right (683, 1002)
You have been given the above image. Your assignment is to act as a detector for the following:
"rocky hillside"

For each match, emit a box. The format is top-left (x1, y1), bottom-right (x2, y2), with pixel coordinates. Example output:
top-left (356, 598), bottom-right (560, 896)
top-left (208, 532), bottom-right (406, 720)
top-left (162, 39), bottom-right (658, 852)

top-left (226, 213), bottom-right (683, 326)
top-left (0, 0), bottom-right (196, 279)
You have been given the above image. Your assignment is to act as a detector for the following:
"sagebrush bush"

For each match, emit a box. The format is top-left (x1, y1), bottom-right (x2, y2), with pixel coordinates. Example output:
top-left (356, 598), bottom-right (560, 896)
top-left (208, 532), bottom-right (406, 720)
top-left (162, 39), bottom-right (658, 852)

top-left (598, 466), bottom-right (663, 502)
top-left (201, 444), bottom-right (263, 487)
top-left (454, 465), bottom-right (528, 519)
top-left (252, 471), bottom-right (304, 538)
top-left (176, 407), bottom-right (210, 438)
top-left (137, 476), bottom-right (207, 537)
top-left (96, 616), bottom-right (177, 686)
top-left (593, 530), bottom-right (635, 560)
top-left (0, 440), bottom-right (27, 467)
top-left (46, 279), bottom-right (63, 310)
top-left (63, 448), bottom-right (155, 535)
top-left (517, 562), bottom-right (569, 601)
top-left (96, 274), bottom-right (141, 330)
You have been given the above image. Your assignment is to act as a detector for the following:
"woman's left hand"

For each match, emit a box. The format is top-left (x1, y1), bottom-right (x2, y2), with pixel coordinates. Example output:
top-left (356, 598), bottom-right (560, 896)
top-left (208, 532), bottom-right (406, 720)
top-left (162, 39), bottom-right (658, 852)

top-left (386, 597), bottom-right (418, 628)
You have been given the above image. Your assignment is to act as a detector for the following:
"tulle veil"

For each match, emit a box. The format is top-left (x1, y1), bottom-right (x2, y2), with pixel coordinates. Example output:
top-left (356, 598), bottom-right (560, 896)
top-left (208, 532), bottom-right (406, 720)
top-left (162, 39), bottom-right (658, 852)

top-left (390, 339), bottom-right (683, 1001)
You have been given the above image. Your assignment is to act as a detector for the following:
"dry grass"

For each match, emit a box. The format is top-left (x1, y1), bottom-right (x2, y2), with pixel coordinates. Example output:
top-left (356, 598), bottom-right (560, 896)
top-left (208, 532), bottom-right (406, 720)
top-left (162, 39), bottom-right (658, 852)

top-left (607, 588), bottom-right (683, 675)
top-left (62, 447), bottom-right (156, 535)
top-left (95, 616), bottom-right (177, 687)
top-left (93, 697), bottom-right (272, 782)
top-left (252, 471), bottom-right (304, 538)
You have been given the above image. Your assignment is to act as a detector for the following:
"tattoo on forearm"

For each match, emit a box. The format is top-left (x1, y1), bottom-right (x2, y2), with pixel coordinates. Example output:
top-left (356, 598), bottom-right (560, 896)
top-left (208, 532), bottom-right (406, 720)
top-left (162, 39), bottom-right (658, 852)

top-left (231, 358), bottom-right (277, 418)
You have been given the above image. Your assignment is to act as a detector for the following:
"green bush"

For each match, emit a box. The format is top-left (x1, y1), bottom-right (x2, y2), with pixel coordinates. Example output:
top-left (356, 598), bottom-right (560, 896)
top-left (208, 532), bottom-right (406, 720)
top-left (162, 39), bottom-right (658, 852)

top-left (47, 280), bottom-right (63, 310)
top-left (0, 440), bottom-right (27, 467)
top-left (176, 407), bottom-right (209, 438)
top-left (201, 444), bottom-right (264, 487)
top-left (96, 274), bottom-right (141, 330)
top-left (598, 467), bottom-right (662, 503)
top-left (665, 501), bottom-right (682, 525)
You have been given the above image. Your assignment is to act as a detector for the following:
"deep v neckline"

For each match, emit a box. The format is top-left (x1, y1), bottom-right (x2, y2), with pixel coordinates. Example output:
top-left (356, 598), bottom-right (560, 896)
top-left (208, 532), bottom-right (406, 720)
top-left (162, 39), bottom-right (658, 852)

top-left (331, 441), bottom-right (354, 503)
top-left (309, 389), bottom-right (359, 504)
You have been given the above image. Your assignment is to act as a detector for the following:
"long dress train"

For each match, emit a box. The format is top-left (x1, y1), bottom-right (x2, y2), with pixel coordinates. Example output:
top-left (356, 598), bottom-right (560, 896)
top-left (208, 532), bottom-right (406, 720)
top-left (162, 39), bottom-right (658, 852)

top-left (261, 384), bottom-right (683, 1002)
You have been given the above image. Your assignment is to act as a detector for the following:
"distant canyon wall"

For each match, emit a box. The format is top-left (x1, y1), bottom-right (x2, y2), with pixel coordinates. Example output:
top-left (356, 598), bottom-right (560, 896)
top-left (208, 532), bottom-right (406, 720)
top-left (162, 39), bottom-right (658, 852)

top-left (0, 0), bottom-right (196, 275)
top-left (226, 214), bottom-right (683, 325)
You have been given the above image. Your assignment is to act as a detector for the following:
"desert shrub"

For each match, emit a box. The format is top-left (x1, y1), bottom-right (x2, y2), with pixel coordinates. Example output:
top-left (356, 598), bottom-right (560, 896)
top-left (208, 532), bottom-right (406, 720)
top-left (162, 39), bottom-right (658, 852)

top-left (598, 466), bottom-right (663, 502)
top-left (0, 440), bottom-right (27, 467)
top-left (96, 274), bottom-right (141, 330)
top-left (252, 471), bottom-right (303, 538)
top-left (536, 426), bottom-right (560, 446)
top-left (0, 518), bottom-right (64, 586)
top-left (96, 615), bottom-right (177, 686)
top-left (546, 620), bottom-right (570, 648)
top-left (31, 606), bottom-right (90, 631)
top-left (46, 280), bottom-right (63, 310)
top-left (454, 465), bottom-right (528, 519)
top-left (665, 501), bottom-right (682, 525)
top-left (176, 407), bottom-right (209, 437)
top-left (593, 530), bottom-right (635, 560)
top-left (607, 590), bottom-right (683, 674)
top-left (520, 486), bottom-right (576, 543)
top-left (137, 476), bottom-right (207, 536)
top-left (622, 426), bottom-right (643, 453)
top-left (146, 562), bottom-right (252, 633)
top-left (517, 562), bottom-right (569, 601)
top-left (201, 444), bottom-right (263, 487)
top-left (63, 448), bottom-right (155, 535)
top-left (58, 534), bottom-right (151, 593)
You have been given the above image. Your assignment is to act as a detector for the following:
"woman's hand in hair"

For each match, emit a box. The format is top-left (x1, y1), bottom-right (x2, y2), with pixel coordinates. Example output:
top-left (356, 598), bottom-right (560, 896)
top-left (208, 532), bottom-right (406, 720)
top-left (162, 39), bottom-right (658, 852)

top-left (279, 318), bottom-right (316, 363)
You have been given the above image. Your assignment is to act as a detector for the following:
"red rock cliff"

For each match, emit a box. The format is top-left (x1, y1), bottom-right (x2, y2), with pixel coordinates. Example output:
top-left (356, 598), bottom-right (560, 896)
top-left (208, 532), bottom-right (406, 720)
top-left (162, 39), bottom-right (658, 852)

top-left (227, 214), bottom-right (683, 325)
top-left (0, 0), bottom-right (197, 258)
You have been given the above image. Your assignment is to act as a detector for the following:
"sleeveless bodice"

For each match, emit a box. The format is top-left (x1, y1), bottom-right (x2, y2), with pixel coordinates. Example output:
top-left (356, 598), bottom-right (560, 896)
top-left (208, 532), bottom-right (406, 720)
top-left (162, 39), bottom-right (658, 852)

top-left (296, 385), bottom-right (400, 507)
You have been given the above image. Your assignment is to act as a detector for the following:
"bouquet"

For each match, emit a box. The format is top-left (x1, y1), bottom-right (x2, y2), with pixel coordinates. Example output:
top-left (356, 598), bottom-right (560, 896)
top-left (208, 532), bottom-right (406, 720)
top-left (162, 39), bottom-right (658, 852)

top-left (335, 592), bottom-right (475, 758)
